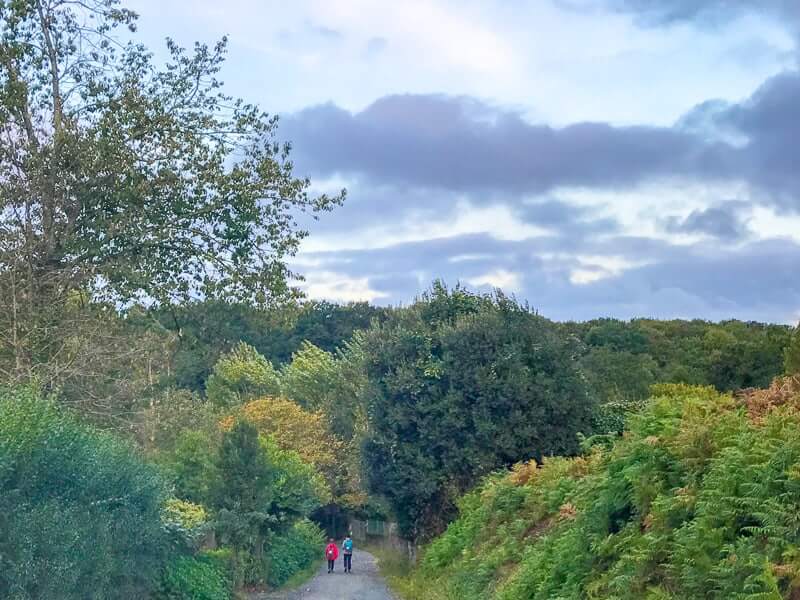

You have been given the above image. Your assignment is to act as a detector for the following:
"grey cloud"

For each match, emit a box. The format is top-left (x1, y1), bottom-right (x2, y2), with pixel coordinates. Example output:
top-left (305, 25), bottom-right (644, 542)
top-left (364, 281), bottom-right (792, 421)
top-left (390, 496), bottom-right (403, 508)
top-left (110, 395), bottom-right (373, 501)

top-left (284, 73), bottom-right (800, 210)
top-left (517, 199), bottom-right (620, 236)
top-left (281, 94), bottom-right (730, 194)
top-left (717, 72), bottom-right (800, 207)
top-left (596, 0), bottom-right (799, 28)
top-left (664, 202), bottom-right (750, 239)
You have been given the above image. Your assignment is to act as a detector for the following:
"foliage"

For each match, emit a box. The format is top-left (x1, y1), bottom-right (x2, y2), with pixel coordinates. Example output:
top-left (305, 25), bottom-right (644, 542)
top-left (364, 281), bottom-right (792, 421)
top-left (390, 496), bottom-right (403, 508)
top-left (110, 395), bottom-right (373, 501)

top-left (262, 435), bottom-right (331, 521)
top-left (154, 300), bottom-right (385, 393)
top-left (225, 396), bottom-right (363, 507)
top-left (137, 388), bottom-right (224, 453)
top-left (212, 421), bottom-right (275, 554)
top-left (563, 318), bottom-right (792, 431)
top-left (570, 318), bottom-right (791, 395)
top-left (188, 420), bottom-right (328, 586)
top-left (786, 327), bottom-right (800, 375)
top-left (155, 556), bottom-right (230, 600)
top-left (266, 520), bottom-right (325, 587)
top-left (0, 386), bottom-right (171, 599)
top-left (0, 0), bottom-right (341, 406)
top-left (362, 283), bottom-right (595, 540)
top-left (162, 498), bottom-right (211, 550)
top-left (395, 378), bottom-right (800, 600)
top-left (168, 430), bottom-right (220, 504)
top-left (227, 396), bottom-right (338, 468)
top-left (206, 342), bottom-right (281, 406)
top-left (280, 341), bottom-right (339, 409)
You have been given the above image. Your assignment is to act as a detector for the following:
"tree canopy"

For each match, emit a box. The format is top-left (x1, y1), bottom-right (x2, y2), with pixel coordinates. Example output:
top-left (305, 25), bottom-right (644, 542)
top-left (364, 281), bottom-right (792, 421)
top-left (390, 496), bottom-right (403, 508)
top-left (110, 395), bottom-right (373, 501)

top-left (0, 0), bottom-right (342, 392)
top-left (362, 284), bottom-right (595, 539)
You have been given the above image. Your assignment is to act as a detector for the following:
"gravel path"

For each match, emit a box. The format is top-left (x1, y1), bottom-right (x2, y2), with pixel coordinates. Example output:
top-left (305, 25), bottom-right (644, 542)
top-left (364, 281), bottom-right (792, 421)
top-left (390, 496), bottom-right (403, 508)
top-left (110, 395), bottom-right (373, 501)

top-left (251, 548), bottom-right (396, 600)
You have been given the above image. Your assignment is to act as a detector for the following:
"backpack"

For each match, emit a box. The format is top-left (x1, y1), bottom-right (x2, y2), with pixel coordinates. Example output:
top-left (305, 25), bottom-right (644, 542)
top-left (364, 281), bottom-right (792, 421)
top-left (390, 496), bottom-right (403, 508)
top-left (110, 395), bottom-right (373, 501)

top-left (344, 539), bottom-right (353, 553)
top-left (327, 546), bottom-right (335, 559)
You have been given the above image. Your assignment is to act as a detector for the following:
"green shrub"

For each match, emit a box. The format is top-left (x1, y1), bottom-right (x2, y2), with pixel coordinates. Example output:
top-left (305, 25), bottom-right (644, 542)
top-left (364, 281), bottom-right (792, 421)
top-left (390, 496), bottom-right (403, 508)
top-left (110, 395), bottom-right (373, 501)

top-left (397, 380), bottom-right (800, 600)
top-left (266, 519), bottom-right (325, 587)
top-left (155, 556), bottom-right (230, 600)
top-left (163, 498), bottom-right (212, 550)
top-left (200, 548), bottom-right (241, 586)
top-left (0, 386), bottom-right (172, 599)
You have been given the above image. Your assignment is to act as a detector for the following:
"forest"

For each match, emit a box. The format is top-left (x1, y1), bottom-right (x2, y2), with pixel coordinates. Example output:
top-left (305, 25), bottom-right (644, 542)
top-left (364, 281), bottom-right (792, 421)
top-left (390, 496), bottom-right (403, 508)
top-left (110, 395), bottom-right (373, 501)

top-left (2, 1), bottom-right (800, 599)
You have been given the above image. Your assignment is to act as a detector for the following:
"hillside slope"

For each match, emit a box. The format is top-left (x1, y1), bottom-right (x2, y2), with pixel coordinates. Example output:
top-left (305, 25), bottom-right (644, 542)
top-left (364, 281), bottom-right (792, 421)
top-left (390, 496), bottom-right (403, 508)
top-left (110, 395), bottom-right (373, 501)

top-left (394, 378), bottom-right (800, 600)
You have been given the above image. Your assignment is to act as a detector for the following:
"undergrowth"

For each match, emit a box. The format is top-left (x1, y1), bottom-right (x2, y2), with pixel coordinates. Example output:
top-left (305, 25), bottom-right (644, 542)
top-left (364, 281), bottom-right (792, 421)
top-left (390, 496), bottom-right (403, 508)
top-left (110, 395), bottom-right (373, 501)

top-left (395, 378), bottom-right (800, 600)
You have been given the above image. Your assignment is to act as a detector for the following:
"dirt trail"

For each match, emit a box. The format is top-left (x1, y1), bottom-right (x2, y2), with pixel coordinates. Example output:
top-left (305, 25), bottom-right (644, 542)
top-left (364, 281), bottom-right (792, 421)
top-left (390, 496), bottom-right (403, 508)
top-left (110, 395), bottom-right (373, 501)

top-left (251, 548), bottom-right (396, 600)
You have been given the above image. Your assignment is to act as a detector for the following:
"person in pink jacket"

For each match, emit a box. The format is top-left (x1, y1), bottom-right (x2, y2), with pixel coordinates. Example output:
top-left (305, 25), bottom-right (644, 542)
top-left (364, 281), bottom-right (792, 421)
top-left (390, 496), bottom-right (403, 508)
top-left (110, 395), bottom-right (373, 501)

top-left (325, 538), bottom-right (339, 573)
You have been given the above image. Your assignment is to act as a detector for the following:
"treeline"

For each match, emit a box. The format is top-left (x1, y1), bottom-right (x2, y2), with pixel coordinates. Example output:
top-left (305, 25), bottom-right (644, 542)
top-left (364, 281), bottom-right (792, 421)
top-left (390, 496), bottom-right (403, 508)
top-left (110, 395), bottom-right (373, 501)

top-left (4, 280), bottom-right (797, 597)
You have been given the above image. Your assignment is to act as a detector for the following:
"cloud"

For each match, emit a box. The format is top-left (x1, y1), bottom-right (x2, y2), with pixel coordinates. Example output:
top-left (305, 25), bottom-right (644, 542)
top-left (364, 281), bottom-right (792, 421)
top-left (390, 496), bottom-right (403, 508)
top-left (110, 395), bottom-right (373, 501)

top-left (299, 270), bottom-right (389, 303)
top-left (281, 94), bottom-right (730, 194)
top-left (663, 202), bottom-right (750, 240)
top-left (593, 0), bottom-right (800, 28)
top-left (283, 76), bottom-right (800, 212)
top-left (466, 269), bottom-right (522, 292)
top-left (298, 233), bottom-right (800, 323)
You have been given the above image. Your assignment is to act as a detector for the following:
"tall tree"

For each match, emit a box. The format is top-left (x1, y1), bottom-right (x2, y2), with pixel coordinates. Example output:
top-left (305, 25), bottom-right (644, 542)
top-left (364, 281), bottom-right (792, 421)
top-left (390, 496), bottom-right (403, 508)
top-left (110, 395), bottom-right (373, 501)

top-left (0, 0), bottom-right (342, 393)
top-left (787, 327), bottom-right (800, 375)
top-left (362, 285), bottom-right (594, 540)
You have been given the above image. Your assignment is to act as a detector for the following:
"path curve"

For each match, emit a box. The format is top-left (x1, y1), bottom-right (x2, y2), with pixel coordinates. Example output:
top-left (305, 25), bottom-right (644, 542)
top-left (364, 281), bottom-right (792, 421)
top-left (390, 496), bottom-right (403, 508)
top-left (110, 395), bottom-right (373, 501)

top-left (252, 548), bottom-right (396, 600)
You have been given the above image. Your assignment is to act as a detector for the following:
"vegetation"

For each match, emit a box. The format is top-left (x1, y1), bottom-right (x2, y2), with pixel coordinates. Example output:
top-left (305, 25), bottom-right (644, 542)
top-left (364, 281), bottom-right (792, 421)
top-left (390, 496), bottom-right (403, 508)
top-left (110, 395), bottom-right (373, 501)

top-left (0, 2), bottom-right (796, 598)
top-left (391, 378), bottom-right (800, 600)
top-left (0, 387), bottom-right (171, 599)
top-left (266, 520), bottom-right (326, 587)
top-left (362, 284), bottom-right (595, 540)
top-left (786, 327), bottom-right (800, 375)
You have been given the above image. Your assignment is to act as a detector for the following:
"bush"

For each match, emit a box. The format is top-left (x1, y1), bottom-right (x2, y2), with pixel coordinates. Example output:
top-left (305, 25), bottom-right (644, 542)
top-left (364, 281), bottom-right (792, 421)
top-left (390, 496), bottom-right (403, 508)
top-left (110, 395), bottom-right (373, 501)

top-left (155, 556), bottom-right (230, 600)
top-left (200, 548), bottom-right (247, 590)
top-left (163, 498), bottom-right (211, 550)
top-left (0, 387), bottom-right (171, 599)
top-left (266, 520), bottom-right (325, 587)
top-left (397, 380), bottom-right (800, 599)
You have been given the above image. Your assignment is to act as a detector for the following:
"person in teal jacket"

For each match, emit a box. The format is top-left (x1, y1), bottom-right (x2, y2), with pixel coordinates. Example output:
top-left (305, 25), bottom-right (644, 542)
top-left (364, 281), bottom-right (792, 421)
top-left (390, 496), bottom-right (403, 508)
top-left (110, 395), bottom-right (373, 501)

top-left (342, 535), bottom-right (354, 573)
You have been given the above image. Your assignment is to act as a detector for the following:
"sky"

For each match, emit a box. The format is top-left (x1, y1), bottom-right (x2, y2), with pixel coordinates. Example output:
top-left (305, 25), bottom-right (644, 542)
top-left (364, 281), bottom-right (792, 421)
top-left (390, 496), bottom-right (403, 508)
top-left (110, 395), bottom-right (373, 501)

top-left (128, 0), bottom-right (800, 323)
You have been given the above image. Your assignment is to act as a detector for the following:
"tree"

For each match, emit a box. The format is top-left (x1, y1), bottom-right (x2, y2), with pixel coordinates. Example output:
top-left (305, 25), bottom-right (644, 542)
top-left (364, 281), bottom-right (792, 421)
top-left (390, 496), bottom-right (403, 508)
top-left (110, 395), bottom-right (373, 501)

top-left (0, 0), bottom-right (342, 393)
top-left (205, 342), bottom-right (280, 406)
top-left (210, 419), bottom-right (327, 585)
top-left (279, 341), bottom-right (338, 409)
top-left (787, 327), bottom-right (800, 375)
top-left (0, 386), bottom-right (172, 598)
top-left (362, 285), bottom-right (594, 540)
top-left (152, 300), bottom-right (386, 393)
top-left (227, 396), bottom-right (364, 510)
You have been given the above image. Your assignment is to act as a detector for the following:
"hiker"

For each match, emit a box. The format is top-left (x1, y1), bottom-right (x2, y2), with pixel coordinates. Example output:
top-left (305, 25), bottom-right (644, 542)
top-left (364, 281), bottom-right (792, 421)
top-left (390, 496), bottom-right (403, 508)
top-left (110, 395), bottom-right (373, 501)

top-left (325, 538), bottom-right (339, 573)
top-left (342, 534), bottom-right (354, 573)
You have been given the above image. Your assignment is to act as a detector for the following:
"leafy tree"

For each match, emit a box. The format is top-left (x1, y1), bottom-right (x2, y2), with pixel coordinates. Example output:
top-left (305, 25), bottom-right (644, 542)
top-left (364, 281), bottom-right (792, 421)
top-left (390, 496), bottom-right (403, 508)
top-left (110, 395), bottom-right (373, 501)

top-left (212, 420), bottom-right (275, 578)
top-left (0, 0), bottom-right (341, 394)
top-left (0, 386), bottom-right (171, 599)
top-left (786, 327), bottom-right (800, 375)
top-left (228, 396), bottom-right (364, 510)
top-left (229, 397), bottom-right (339, 470)
top-left (169, 430), bottom-right (220, 505)
top-left (154, 300), bottom-right (385, 393)
top-left (205, 342), bottom-right (280, 406)
top-left (362, 285), bottom-right (594, 540)
top-left (279, 341), bottom-right (339, 409)
top-left (208, 420), bottom-right (327, 585)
